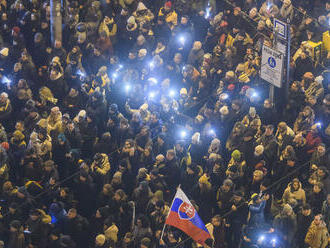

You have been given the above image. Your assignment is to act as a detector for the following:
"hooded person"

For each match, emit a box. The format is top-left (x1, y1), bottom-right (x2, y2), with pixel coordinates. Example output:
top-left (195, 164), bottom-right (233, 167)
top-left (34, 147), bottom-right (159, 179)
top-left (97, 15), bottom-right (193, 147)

top-left (47, 107), bottom-right (63, 137)
top-left (91, 153), bottom-right (111, 176)
top-left (273, 204), bottom-right (297, 246)
top-left (158, 1), bottom-right (178, 30)
top-left (303, 73), bottom-right (324, 102)
top-left (125, 102), bottom-right (150, 123)
top-left (103, 217), bottom-right (119, 246)
top-left (279, 0), bottom-right (294, 22)
top-left (0, 92), bottom-right (12, 126)
top-left (46, 67), bottom-right (67, 103)
top-left (282, 178), bottom-right (306, 207)
top-left (247, 193), bottom-right (268, 228)
top-left (226, 150), bottom-right (246, 184)
top-left (38, 87), bottom-right (58, 110)
top-left (0, 47), bottom-right (11, 74)
top-left (98, 16), bottom-right (117, 40)
top-left (187, 41), bottom-right (204, 68)
top-left (133, 2), bottom-right (154, 26)
top-left (242, 107), bottom-right (261, 129)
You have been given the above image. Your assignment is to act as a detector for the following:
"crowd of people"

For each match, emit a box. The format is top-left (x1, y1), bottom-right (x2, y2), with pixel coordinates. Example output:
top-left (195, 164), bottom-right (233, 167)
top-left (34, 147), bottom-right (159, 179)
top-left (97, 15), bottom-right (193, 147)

top-left (0, 0), bottom-right (329, 247)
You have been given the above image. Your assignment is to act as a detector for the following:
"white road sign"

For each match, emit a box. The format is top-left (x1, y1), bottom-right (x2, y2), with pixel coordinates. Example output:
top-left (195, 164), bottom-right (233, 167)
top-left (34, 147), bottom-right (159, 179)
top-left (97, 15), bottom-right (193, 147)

top-left (274, 18), bottom-right (287, 40)
top-left (260, 46), bottom-right (284, 88)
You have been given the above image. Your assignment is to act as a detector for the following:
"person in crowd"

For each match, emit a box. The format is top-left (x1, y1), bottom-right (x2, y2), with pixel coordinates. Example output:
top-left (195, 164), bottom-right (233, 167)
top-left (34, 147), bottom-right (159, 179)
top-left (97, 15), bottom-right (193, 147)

top-left (305, 214), bottom-right (329, 248)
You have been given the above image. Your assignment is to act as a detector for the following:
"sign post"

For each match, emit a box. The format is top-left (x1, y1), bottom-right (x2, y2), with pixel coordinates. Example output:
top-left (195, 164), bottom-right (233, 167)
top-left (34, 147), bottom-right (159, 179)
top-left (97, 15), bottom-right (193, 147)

top-left (260, 46), bottom-right (284, 88)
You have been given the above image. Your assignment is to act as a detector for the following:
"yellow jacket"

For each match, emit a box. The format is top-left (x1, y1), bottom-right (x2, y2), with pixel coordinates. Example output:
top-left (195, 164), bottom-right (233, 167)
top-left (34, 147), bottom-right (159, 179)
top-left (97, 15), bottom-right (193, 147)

top-left (305, 222), bottom-right (329, 248)
top-left (226, 32), bottom-right (253, 48)
top-left (158, 8), bottom-right (178, 28)
top-left (98, 21), bottom-right (117, 38)
top-left (105, 224), bottom-right (119, 242)
top-left (92, 153), bottom-right (111, 175)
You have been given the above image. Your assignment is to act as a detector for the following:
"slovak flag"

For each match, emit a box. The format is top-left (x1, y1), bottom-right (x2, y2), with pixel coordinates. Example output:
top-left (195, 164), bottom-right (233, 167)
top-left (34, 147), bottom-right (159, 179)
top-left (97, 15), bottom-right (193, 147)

top-left (165, 188), bottom-right (213, 246)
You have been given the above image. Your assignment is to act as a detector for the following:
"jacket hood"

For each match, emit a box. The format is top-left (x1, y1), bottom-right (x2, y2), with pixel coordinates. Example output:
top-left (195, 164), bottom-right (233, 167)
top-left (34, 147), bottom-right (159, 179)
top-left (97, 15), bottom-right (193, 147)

top-left (136, 2), bottom-right (147, 11)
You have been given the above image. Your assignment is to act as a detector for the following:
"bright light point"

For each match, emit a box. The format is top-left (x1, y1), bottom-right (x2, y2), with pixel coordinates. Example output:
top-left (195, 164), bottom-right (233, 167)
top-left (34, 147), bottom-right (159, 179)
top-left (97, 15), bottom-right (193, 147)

top-left (77, 70), bottom-right (85, 77)
top-left (209, 129), bottom-right (215, 135)
top-left (148, 78), bottom-right (158, 84)
top-left (181, 130), bottom-right (187, 138)
top-left (119, 64), bottom-right (123, 69)
top-left (2, 76), bottom-right (11, 84)
top-left (316, 122), bottom-right (322, 127)
top-left (259, 235), bottom-right (265, 241)
top-left (252, 92), bottom-right (258, 97)
top-left (149, 62), bottom-right (154, 68)
top-left (222, 93), bottom-right (228, 99)
top-left (205, 7), bottom-right (210, 18)
top-left (271, 238), bottom-right (276, 243)
top-left (112, 73), bottom-right (118, 78)
top-left (149, 92), bottom-right (155, 99)
top-left (267, 2), bottom-right (272, 10)
top-left (125, 84), bottom-right (131, 92)
top-left (169, 90), bottom-right (175, 97)
top-left (179, 36), bottom-right (185, 44)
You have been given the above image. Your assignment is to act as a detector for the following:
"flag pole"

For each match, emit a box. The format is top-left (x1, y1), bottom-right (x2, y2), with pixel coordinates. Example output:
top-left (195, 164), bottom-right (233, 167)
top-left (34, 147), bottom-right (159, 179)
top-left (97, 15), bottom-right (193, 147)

top-left (160, 185), bottom-right (181, 241)
top-left (160, 223), bottom-right (166, 240)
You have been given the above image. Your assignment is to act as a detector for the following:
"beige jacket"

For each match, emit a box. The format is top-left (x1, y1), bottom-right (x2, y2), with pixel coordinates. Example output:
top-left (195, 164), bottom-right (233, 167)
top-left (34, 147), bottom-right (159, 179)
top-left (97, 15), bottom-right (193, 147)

top-left (305, 221), bottom-right (329, 248)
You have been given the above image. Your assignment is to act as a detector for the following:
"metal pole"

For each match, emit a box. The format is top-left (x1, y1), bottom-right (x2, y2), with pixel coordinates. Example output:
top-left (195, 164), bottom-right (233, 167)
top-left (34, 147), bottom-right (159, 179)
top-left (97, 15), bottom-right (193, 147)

top-left (285, 19), bottom-right (291, 105)
top-left (269, 85), bottom-right (274, 104)
top-left (50, 0), bottom-right (62, 45)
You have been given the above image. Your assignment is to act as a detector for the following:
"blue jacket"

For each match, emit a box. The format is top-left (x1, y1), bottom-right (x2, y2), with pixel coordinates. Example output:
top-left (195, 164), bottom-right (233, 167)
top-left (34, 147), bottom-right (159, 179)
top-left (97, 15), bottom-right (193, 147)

top-left (248, 200), bottom-right (266, 227)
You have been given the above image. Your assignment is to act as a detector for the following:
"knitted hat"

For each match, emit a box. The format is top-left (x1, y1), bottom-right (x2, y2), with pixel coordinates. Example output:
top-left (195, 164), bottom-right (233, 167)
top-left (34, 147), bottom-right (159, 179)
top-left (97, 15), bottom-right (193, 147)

top-left (249, 107), bottom-right (256, 115)
top-left (96, 234), bottom-right (106, 245)
top-left (251, 193), bottom-right (259, 201)
top-left (233, 190), bottom-right (244, 197)
top-left (136, 2), bottom-right (147, 11)
top-left (12, 26), bottom-right (20, 34)
top-left (138, 48), bottom-right (147, 57)
top-left (223, 178), bottom-right (233, 187)
top-left (303, 72), bottom-right (314, 79)
top-left (227, 84), bottom-right (235, 91)
top-left (282, 204), bottom-right (293, 215)
top-left (231, 150), bottom-right (241, 161)
top-left (49, 202), bottom-right (62, 214)
top-left (98, 206), bottom-right (110, 217)
top-left (78, 110), bottom-right (86, 118)
top-left (10, 220), bottom-right (21, 229)
top-left (191, 132), bottom-right (200, 143)
top-left (195, 115), bottom-right (204, 123)
top-left (226, 71), bottom-right (235, 78)
top-left (1, 142), bottom-right (9, 151)
top-left (141, 237), bottom-right (151, 247)
top-left (180, 88), bottom-right (188, 95)
top-left (254, 145), bottom-right (264, 155)
top-left (315, 75), bottom-right (324, 84)
top-left (127, 16), bottom-right (136, 25)
top-left (156, 154), bottom-right (165, 162)
top-left (0, 48), bottom-right (9, 57)
top-left (165, 1), bottom-right (172, 8)
top-left (13, 130), bottom-right (25, 140)
top-left (219, 105), bottom-right (229, 115)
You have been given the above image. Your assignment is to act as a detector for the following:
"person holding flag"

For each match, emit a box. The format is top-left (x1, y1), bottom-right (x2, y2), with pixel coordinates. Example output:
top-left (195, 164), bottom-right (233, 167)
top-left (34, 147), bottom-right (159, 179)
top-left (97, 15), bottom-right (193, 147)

top-left (161, 186), bottom-right (213, 247)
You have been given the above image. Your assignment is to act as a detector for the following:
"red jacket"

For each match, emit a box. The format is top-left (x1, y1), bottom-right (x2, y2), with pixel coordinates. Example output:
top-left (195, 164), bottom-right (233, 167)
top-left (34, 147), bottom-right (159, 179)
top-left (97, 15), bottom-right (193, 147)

top-left (306, 132), bottom-right (322, 154)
